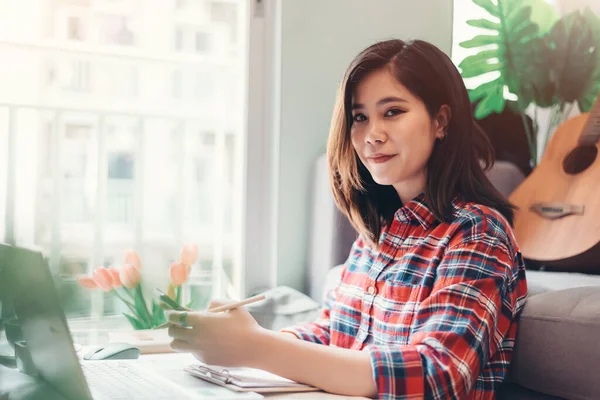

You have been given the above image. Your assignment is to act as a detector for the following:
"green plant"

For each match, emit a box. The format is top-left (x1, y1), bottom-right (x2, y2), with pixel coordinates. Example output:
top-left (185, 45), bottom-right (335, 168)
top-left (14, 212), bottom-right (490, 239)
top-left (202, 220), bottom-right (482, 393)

top-left (459, 0), bottom-right (600, 166)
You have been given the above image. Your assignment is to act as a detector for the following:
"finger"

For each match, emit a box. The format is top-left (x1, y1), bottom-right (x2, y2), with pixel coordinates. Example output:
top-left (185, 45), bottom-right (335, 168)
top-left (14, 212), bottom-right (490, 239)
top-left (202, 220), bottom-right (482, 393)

top-left (165, 310), bottom-right (198, 328)
top-left (170, 339), bottom-right (195, 353)
top-left (168, 324), bottom-right (197, 341)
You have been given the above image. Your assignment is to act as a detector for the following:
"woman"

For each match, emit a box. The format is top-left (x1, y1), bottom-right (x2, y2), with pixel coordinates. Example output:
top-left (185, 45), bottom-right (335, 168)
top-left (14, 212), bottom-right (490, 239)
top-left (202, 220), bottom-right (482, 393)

top-left (167, 39), bottom-right (528, 399)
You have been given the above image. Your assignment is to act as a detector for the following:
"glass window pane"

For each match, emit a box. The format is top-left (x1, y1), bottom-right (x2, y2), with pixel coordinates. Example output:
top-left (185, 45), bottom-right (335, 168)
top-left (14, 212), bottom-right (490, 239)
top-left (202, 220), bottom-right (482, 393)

top-left (0, 0), bottom-right (247, 322)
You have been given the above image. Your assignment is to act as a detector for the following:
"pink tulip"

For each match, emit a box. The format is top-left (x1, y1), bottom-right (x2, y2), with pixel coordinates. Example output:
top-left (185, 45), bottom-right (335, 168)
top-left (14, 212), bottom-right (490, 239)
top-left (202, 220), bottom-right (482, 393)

top-left (93, 267), bottom-right (113, 292)
top-left (170, 262), bottom-right (189, 286)
top-left (180, 244), bottom-right (198, 266)
top-left (124, 250), bottom-right (142, 270)
top-left (120, 264), bottom-right (142, 289)
top-left (108, 267), bottom-right (122, 288)
top-left (77, 276), bottom-right (98, 289)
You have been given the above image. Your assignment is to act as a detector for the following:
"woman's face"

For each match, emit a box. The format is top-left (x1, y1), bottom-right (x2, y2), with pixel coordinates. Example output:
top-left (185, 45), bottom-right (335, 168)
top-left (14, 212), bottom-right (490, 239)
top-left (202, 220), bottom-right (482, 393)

top-left (350, 68), bottom-right (447, 201)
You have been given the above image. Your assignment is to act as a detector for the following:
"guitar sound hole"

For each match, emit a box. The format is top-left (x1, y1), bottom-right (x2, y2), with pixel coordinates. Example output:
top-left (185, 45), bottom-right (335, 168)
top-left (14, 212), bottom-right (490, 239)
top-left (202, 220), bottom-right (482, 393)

top-left (563, 145), bottom-right (598, 175)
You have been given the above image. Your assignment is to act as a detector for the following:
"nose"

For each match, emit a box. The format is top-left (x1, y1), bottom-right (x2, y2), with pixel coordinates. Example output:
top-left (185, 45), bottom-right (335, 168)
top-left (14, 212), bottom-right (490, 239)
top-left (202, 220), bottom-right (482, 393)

top-left (365, 119), bottom-right (387, 144)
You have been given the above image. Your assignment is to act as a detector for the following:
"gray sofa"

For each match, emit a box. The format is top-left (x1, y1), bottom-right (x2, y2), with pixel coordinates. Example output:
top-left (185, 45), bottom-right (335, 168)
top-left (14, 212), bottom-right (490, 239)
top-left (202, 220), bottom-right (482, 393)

top-left (309, 155), bottom-right (600, 400)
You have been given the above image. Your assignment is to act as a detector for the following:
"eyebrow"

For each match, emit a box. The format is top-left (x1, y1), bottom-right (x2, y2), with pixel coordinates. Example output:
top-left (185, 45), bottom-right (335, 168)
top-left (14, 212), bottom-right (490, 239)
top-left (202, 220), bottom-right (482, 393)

top-left (351, 96), bottom-right (408, 110)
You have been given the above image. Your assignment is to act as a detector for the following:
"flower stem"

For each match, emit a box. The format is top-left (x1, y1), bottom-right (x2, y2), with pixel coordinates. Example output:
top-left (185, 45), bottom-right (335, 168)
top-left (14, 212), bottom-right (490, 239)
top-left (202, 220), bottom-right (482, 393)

top-left (135, 285), bottom-right (153, 326)
top-left (111, 290), bottom-right (138, 315)
top-left (541, 102), bottom-right (565, 158)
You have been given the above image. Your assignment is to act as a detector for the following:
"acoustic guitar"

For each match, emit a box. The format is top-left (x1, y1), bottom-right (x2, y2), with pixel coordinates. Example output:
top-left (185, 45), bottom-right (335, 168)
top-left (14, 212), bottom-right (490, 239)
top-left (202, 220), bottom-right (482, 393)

top-left (509, 94), bottom-right (600, 272)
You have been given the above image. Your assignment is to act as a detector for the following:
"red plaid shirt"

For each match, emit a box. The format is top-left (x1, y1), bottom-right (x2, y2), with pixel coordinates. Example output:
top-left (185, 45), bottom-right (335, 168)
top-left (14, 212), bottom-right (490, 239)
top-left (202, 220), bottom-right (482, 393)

top-left (283, 194), bottom-right (528, 399)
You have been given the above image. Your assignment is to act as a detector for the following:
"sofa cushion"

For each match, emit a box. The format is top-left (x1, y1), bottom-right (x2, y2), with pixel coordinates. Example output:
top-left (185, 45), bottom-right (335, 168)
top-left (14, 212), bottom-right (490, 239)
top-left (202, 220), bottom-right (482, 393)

top-left (525, 270), bottom-right (600, 297)
top-left (508, 286), bottom-right (600, 399)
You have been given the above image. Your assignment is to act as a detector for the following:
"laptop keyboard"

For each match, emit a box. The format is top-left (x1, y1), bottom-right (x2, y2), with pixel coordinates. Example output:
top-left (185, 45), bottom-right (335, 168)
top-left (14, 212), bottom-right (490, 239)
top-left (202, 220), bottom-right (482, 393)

top-left (82, 361), bottom-right (192, 399)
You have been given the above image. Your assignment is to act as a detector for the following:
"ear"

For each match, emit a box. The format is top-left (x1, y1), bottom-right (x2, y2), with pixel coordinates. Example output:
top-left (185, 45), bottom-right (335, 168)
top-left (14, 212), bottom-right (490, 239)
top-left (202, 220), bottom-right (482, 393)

top-left (434, 105), bottom-right (451, 140)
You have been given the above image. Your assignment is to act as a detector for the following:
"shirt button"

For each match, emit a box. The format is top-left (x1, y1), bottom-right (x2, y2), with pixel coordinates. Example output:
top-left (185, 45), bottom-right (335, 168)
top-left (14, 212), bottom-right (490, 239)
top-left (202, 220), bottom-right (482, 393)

top-left (367, 286), bottom-right (376, 295)
top-left (357, 330), bottom-right (367, 341)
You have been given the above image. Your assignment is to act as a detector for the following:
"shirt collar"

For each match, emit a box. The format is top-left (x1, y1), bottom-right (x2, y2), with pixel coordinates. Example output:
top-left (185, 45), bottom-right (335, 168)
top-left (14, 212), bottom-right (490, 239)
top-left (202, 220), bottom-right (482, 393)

top-left (394, 192), bottom-right (462, 229)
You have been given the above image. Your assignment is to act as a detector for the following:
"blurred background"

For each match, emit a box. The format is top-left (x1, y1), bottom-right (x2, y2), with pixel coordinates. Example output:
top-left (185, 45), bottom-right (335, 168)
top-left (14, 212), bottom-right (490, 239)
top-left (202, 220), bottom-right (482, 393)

top-left (0, 0), bottom-right (596, 331)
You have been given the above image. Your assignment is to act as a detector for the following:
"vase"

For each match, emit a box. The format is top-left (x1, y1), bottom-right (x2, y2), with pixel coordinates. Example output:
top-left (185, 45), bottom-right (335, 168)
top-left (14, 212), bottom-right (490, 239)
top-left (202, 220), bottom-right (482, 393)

top-left (108, 328), bottom-right (173, 354)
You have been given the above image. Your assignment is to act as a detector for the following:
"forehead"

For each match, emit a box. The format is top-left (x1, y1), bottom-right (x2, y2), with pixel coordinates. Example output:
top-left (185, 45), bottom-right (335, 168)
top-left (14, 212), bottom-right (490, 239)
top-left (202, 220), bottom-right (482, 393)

top-left (352, 68), bottom-right (416, 104)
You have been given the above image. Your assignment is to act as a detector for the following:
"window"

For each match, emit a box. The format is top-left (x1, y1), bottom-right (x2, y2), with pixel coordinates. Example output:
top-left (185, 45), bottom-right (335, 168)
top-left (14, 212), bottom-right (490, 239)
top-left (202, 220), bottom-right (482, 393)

top-left (68, 16), bottom-right (85, 41)
top-left (108, 152), bottom-right (134, 180)
top-left (97, 14), bottom-right (135, 46)
top-left (61, 59), bottom-right (92, 92)
top-left (210, 2), bottom-right (237, 43)
top-left (172, 69), bottom-right (182, 99)
top-left (174, 28), bottom-right (184, 51)
top-left (62, 124), bottom-right (93, 224)
top-left (195, 71), bottom-right (214, 100)
top-left (0, 0), bottom-right (251, 324)
top-left (195, 31), bottom-right (210, 53)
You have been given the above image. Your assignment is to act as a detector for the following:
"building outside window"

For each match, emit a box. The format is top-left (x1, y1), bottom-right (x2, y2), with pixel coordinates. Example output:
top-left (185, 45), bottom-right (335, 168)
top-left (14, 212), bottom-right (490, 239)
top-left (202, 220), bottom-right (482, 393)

top-left (0, 0), bottom-right (248, 326)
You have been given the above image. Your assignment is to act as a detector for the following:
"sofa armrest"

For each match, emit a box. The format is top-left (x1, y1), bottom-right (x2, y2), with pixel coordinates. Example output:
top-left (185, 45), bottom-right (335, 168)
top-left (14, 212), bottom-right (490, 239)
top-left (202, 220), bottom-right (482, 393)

top-left (509, 286), bottom-right (600, 399)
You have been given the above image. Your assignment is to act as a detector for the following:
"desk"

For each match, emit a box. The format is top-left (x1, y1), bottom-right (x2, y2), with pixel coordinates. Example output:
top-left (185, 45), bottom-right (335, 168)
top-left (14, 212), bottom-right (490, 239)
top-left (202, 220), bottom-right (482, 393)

top-left (137, 353), bottom-right (369, 400)
top-left (0, 350), bottom-right (368, 400)
top-left (67, 329), bottom-right (369, 400)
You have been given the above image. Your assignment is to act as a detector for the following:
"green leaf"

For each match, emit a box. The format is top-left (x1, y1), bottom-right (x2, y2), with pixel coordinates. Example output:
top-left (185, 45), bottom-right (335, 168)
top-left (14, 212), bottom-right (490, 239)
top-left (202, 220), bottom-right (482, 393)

top-left (547, 10), bottom-right (597, 103)
top-left (151, 301), bottom-right (166, 327)
top-left (459, 35), bottom-right (500, 49)
top-left (578, 7), bottom-right (600, 112)
top-left (506, 6), bottom-right (532, 29)
top-left (458, 49), bottom-right (500, 70)
top-left (512, 23), bottom-right (539, 42)
top-left (185, 299), bottom-right (195, 309)
top-left (474, 84), bottom-right (506, 119)
top-left (468, 79), bottom-right (503, 103)
top-left (466, 18), bottom-right (501, 30)
top-left (461, 61), bottom-right (503, 78)
top-left (473, 0), bottom-right (500, 17)
top-left (176, 285), bottom-right (182, 306)
top-left (519, 0), bottom-right (560, 34)
top-left (134, 285), bottom-right (152, 326)
top-left (123, 313), bottom-right (144, 330)
top-left (458, 0), bottom-right (544, 116)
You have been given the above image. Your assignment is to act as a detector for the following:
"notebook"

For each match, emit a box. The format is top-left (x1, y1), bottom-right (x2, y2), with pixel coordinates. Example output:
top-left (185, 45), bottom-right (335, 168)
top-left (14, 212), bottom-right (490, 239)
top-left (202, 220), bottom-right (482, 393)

top-left (184, 363), bottom-right (320, 393)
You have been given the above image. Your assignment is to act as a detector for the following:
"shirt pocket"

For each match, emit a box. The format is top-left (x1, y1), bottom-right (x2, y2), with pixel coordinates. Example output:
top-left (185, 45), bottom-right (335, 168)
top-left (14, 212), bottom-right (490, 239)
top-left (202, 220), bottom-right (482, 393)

top-left (371, 281), bottom-right (420, 345)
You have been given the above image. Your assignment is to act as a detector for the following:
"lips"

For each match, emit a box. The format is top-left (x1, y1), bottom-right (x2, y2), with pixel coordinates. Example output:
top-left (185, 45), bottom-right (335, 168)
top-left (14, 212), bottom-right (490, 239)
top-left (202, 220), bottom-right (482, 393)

top-left (368, 154), bottom-right (396, 164)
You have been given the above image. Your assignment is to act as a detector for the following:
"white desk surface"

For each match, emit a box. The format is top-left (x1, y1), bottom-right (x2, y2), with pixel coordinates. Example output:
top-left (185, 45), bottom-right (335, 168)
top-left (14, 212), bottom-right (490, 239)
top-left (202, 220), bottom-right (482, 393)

top-left (136, 352), bottom-right (369, 400)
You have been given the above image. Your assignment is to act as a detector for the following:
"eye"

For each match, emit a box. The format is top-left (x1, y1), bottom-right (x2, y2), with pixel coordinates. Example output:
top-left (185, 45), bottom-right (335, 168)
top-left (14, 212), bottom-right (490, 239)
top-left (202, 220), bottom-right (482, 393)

top-left (352, 113), bottom-right (367, 123)
top-left (384, 108), bottom-right (404, 117)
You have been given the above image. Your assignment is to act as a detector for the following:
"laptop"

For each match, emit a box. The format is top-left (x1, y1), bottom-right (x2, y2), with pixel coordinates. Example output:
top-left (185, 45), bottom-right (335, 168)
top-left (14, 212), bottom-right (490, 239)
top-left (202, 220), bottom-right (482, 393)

top-left (0, 243), bottom-right (262, 400)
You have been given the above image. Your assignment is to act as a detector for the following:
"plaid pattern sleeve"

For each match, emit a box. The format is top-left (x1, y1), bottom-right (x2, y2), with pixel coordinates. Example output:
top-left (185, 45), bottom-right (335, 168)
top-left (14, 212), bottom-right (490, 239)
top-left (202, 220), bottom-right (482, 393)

top-left (279, 283), bottom-right (341, 345)
top-left (366, 212), bottom-right (526, 400)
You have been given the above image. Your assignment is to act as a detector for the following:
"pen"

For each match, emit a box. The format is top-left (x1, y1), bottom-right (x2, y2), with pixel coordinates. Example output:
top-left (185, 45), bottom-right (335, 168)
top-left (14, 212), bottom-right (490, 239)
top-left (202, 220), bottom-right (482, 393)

top-left (155, 294), bottom-right (267, 329)
top-left (206, 294), bottom-right (266, 313)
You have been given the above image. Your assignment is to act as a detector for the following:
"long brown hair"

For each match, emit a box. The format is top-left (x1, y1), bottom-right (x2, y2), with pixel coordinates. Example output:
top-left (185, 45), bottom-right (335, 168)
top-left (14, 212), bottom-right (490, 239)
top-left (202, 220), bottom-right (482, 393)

top-left (327, 39), bottom-right (514, 245)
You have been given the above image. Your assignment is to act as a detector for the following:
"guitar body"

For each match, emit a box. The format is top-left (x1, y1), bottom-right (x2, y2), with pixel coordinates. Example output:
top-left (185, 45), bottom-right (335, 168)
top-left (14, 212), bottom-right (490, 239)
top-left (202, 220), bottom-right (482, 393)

top-left (509, 112), bottom-right (600, 272)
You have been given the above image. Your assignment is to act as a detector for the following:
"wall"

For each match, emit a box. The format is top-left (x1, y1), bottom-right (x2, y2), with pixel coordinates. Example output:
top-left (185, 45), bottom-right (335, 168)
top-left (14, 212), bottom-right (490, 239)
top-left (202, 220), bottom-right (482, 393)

top-left (559, 0), bottom-right (600, 14)
top-left (274, 0), bottom-right (454, 291)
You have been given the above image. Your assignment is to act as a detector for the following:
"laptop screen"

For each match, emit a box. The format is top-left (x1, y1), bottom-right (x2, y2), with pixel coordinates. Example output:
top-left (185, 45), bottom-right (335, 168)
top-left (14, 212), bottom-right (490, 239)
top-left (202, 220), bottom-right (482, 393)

top-left (0, 244), bottom-right (92, 400)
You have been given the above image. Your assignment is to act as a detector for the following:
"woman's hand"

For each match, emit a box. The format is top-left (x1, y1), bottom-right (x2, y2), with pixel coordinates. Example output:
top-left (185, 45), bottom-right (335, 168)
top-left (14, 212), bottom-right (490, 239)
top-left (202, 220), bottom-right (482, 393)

top-left (166, 300), bottom-right (266, 367)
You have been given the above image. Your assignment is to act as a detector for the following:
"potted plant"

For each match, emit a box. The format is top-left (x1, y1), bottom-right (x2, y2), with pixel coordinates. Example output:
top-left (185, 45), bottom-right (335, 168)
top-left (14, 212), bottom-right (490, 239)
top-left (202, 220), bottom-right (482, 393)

top-left (458, 0), bottom-right (600, 166)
